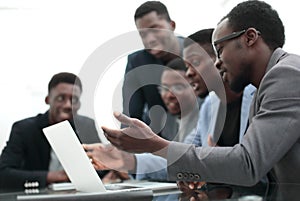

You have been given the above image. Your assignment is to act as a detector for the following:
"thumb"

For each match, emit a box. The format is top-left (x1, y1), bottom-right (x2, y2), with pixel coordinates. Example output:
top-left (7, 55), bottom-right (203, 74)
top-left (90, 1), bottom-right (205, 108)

top-left (113, 111), bottom-right (133, 127)
top-left (113, 111), bottom-right (146, 128)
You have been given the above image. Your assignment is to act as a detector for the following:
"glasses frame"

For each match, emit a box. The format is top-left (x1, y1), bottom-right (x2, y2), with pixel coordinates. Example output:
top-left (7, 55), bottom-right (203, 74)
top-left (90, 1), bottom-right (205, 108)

top-left (213, 30), bottom-right (246, 46)
top-left (157, 84), bottom-right (189, 95)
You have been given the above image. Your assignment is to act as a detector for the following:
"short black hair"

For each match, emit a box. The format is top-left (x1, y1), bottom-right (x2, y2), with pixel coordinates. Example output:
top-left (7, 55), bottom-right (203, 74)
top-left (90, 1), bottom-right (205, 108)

top-left (48, 72), bottom-right (82, 93)
top-left (224, 0), bottom-right (285, 50)
top-left (165, 57), bottom-right (186, 72)
top-left (184, 28), bottom-right (215, 57)
top-left (134, 1), bottom-right (171, 22)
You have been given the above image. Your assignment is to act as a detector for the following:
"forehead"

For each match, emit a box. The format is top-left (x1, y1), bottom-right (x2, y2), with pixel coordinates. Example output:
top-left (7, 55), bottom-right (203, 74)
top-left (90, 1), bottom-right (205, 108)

top-left (49, 83), bottom-right (81, 95)
top-left (212, 18), bottom-right (232, 43)
top-left (183, 43), bottom-right (209, 60)
top-left (161, 70), bottom-right (186, 83)
top-left (135, 11), bottom-right (169, 29)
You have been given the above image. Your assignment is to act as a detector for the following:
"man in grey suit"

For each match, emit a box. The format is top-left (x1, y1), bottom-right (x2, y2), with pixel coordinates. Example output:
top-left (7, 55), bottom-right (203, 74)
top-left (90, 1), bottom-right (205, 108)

top-left (101, 0), bottom-right (300, 188)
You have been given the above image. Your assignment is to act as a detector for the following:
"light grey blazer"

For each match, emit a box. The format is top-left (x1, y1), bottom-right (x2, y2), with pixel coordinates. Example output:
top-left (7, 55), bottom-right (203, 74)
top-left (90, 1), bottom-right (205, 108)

top-left (167, 48), bottom-right (300, 186)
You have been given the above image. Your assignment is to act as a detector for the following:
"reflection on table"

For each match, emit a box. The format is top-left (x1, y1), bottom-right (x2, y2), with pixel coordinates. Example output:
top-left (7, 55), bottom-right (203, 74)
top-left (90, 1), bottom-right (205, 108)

top-left (0, 182), bottom-right (299, 201)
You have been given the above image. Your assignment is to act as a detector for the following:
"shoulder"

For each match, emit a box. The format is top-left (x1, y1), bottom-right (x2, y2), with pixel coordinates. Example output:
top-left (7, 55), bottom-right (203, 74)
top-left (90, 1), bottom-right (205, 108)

top-left (9, 113), bottom-right (47, 139)
top-left (259, 52), bottom-right (300, 100)
top-left (74, 115), bottom-right (95, 124)
top-left (12, 114), bottom-right (42, 129)
top-left (126, 50), bottom-right (158, 70)
top-left (128, 50), bottom-right (153, 61)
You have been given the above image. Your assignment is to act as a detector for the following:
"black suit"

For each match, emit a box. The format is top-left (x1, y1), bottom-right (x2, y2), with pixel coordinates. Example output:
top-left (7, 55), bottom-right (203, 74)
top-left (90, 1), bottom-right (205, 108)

top-left (122, 36), bottom-right (184, 135)
top-left (0, 111), bottom-right (101, 189)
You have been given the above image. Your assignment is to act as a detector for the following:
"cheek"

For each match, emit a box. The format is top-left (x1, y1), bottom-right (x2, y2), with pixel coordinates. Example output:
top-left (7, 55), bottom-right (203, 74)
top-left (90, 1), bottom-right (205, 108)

top-left (72, 104), bottom-right (80, 111)
top-left (159, 33), bottom-right (172, 45)
top-left (161, 95), bottom-right (168, 103)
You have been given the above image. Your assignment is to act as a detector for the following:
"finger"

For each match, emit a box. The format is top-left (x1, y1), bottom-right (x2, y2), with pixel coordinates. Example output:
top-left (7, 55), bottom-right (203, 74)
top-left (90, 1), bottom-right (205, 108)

top-left (105, 135), bottom-right (120, 148)
top-left (116, 172), bottom-right (130, 180)
top-left (178, 181), bottom-right (191, 192)
top-left (86, 152), bottom-right (93, 158)
top-left (83, 143), bottom-right (96, 151)
top-left (102, 143), bottom-right (115, 151)
top-left (188, 182), bottom-right (195, 189)
top-left (93, 160), bottom-right (108, 170)
top-left (113, 112), bottom-right (133, 127)
top-left (102, 126), bottom-right (120, 139)
top-left (190, 197), bottom-right (196, 201)
top-left (207, 134), bottom-right (216, 147)
top-left (196, 181), bottom-right (206, 189)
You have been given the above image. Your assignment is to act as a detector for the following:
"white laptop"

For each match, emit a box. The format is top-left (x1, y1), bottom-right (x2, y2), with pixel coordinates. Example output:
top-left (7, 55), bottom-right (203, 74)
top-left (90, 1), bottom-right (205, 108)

top-left (39, 120), bottom-right (177, 193)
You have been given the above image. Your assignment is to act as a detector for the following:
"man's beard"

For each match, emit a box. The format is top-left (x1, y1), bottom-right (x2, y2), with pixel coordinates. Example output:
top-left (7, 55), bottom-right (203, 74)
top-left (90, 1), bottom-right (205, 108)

top-left (230, 75), bottom-right (248, 93)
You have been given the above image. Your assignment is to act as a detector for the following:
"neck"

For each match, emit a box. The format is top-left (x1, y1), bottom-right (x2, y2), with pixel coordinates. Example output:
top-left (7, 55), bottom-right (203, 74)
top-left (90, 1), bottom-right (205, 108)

top-left (161, 37), bottom-right (180, 63)
top-left (225, 84), bottom-right (242, 103)
top-left (251, 45), bottom-right (274, 88)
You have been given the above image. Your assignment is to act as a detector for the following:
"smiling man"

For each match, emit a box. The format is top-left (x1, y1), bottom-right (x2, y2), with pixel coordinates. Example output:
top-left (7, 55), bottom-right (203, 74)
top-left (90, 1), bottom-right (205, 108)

top-left (0, 72), bottom-right (102, 190)
top-left (159, 57), bottom-right (200, 142)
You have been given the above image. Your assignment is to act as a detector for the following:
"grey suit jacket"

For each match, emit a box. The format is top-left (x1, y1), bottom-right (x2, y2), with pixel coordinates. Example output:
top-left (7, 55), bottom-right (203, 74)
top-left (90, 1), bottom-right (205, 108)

top-left (167, 48), bottom-right (300, 186)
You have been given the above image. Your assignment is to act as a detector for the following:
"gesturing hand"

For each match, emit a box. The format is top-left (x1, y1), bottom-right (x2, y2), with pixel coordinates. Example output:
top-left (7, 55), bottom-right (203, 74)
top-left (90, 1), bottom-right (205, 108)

top-left (101, 112), bottom-right (170, 157)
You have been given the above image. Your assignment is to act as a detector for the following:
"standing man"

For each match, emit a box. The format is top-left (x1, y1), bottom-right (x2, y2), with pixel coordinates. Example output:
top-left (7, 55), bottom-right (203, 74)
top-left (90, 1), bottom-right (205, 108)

top-left (0, 72), bottom-right (102, 190)
top-left (102, 0), bottom-right (300, 186)
top-left (122, 1), bottom-right (184, 135)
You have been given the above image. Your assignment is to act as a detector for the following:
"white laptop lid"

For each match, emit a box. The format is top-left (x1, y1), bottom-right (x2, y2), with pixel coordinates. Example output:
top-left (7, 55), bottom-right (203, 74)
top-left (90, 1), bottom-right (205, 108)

top-left (43, 120), bottom-right (106, 193)
top-left (42, 120), bottom-right (177, 195)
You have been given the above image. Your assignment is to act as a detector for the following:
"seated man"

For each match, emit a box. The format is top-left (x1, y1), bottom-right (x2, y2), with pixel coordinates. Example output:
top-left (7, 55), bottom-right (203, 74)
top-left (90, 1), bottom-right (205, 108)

top-left (159, 57), bottom-right (202, 142)
top-left (0, 72), bottom-right (105, 190)
top-left (182, 29), bottom-right (256, 147)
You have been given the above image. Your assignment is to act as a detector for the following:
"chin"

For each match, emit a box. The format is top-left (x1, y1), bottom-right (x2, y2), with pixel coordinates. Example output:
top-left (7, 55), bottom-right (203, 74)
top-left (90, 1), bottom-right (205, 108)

top-left (168, 109), bottom-right (180, 115)
top-left (230, 81), bottom-right (247, 93)
top-left (198, 90), bottom-right (209, 99)
top-left (59, 117), bottom-right (72, 122)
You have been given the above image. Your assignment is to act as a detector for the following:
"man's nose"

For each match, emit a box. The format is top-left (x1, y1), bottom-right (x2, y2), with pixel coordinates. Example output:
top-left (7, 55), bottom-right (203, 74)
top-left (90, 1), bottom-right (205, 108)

top-left (214, 57), bottom-right (222, 71)
top-left (63, 98), bottom-right (72, 108)
top-left (163, 89), bottom-right (176, 99)
top-left (186, 67), bottom-right (195, 78)
top-left (144, 32), bottom-right (157, 45)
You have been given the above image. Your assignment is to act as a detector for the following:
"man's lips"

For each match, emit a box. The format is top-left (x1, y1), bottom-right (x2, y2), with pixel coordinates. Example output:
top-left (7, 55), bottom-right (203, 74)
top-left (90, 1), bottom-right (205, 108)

top-left (190, 82), bottom-right (199, 91)
top-left (219, 69), bottom-right (227, 80)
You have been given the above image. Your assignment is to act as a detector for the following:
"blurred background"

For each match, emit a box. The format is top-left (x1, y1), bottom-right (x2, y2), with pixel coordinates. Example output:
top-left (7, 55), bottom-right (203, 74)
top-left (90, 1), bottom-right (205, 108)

top-left (0, 0), bottom-right (298, 153)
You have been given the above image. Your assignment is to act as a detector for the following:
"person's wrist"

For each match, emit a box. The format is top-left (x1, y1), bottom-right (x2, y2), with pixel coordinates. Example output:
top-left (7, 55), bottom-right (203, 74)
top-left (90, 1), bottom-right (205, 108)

top-left (128, 154), bottom-right (137, 174)
top-left (124, 153), bottom-right (136, 173)
top-left (151, 137), bottom-right (170, 158)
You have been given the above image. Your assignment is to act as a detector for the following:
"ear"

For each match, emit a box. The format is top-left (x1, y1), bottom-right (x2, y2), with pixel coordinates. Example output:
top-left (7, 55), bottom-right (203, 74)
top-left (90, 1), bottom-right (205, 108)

top-left (245, 28), bottom-right (260, 46)
top-left (45, 96), bottom-right (49, 105)
top-left (170, 20), bottom-right (176, 31)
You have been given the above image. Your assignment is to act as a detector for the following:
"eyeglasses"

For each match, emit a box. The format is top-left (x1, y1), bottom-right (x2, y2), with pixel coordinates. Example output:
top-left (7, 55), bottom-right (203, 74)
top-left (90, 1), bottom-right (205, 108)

top-left (213, 30), bottom-right (246, 59)
top-left (213, 30), bottom-right (246, 46)
top-left (213, 29), bottom-right (261, 59)
top-left (158, 84), bottom-right (189, 95)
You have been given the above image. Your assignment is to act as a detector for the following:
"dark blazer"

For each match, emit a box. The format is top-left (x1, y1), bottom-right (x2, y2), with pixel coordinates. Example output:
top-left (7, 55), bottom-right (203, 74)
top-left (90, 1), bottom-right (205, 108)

top-left (0, 111), bottom-right (101, 189)
top-left (122, 36), bottom-right (184, 135)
